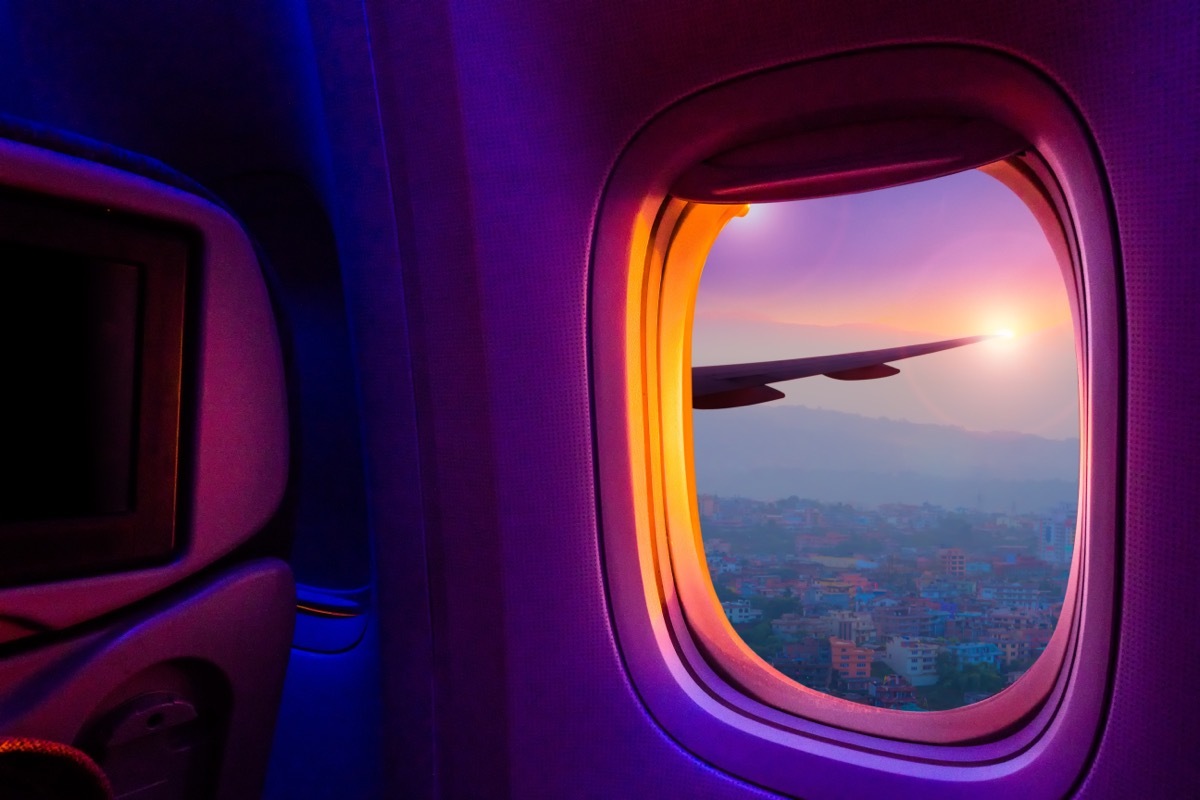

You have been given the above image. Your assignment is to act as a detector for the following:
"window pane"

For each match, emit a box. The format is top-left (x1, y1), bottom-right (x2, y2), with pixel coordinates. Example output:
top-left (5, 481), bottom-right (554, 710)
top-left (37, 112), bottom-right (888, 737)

top-left (693, 168), bottom-right (1078, 711)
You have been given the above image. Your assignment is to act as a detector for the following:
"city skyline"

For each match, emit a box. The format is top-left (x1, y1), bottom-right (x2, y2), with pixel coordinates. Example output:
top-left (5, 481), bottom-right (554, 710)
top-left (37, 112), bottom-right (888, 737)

top-left (701, 492), bottom-right (1072, 711)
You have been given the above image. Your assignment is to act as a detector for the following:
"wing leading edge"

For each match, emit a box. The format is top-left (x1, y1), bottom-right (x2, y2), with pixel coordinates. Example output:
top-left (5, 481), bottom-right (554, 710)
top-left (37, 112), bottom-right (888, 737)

top-left (692, 334), bottom-right (998, 409)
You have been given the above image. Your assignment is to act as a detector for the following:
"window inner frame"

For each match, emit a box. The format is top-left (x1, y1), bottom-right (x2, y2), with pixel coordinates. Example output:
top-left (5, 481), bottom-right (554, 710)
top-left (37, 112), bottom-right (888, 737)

top-left (661, 153), bottom-right (1083, 743)
top-left (590, 45), bottom-right (1121, 798)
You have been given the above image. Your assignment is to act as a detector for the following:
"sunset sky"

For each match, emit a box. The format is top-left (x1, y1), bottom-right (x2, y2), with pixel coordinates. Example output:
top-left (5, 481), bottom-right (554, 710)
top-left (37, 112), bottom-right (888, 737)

top-left (692, 169), bottom-right (1080, 440)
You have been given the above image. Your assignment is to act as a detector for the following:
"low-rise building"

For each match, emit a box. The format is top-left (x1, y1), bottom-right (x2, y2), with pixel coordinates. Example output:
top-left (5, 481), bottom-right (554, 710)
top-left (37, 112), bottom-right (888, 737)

top-left (942, 641), bottom-right (1002, 669)
top-left (980, 583), bottom-right (1045, 609)
top-left (829, 637), bottom-right (873, 681)
top-left (778, 637), bottom-right (832, 689)
top-left (826, 610), bottom-right (877, 647)
top-left (771, 613), bottom-right (827, 639)
top-left (885, 636), bottom-right (940, 686)
top-left (721, 600), bottom-right (762, 624)
top-left (873, 604), bottom-right (936, 639)
top-left (871, 674), bottom-right (919, 709)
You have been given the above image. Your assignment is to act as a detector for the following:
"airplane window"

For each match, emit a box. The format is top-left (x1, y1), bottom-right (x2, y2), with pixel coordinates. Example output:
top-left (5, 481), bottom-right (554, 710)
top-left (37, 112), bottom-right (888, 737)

top-left (691, 168), bottom-right (1079, 711)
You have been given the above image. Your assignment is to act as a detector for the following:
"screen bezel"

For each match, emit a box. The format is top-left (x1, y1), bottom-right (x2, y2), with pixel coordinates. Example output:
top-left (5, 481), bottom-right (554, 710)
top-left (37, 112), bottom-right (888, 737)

top-left (0, 188), bottom-right (191, 585)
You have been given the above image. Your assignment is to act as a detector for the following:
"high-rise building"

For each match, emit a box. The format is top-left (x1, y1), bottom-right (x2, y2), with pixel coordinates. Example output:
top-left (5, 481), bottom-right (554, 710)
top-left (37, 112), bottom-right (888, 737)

top-left (938, 548), bottom-right (967, 578)
top-left (1040, 517), bottom-right (1076, 565)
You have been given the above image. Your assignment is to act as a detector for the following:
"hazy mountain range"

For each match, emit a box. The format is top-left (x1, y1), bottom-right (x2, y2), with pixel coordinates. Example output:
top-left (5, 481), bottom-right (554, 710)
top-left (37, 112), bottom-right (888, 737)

top-left (692, 405), bottom-right (1079, 513)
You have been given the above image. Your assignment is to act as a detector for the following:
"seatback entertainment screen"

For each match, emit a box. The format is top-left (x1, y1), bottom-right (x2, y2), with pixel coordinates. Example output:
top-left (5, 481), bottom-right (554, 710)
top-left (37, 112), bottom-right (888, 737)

top-left (1, 248), bottom-right (140, 521)
top-left (0, 190), bottom-right (190, 585)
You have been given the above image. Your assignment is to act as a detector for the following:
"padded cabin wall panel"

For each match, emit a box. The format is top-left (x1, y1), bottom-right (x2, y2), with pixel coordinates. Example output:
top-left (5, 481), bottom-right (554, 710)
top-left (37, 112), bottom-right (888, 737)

top-left (439, 5), bottom-right (777, 798)
top-left (442, 10), bottom-right (780, 794)
top-left (357, 0), bottom-right (1200, 796)
top-left (299, 0), bottom-right (435, 795)
top-left (1072, 0), bottom-right (1200, 794)
top-left (361, 1), bottom-right (512, 796)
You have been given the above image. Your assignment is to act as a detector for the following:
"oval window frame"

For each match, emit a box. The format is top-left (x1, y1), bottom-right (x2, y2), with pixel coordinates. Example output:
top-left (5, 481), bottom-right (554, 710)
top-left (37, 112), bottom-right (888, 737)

top-left (592, 46), bottom-right (1120, 798)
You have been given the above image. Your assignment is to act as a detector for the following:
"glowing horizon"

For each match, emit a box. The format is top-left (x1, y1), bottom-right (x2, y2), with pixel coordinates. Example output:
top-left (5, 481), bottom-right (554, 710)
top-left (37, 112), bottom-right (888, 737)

top-left (693, 169), bottom-right (1080, 440)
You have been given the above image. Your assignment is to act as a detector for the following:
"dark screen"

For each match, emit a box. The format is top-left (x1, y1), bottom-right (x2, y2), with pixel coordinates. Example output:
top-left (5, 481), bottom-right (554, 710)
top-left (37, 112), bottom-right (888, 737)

top-left (0, 243), bottom-right (141, 521)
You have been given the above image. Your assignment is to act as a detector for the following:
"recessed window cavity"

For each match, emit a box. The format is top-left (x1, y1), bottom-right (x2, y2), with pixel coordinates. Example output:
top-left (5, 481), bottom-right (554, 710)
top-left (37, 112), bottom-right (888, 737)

top-left (692, 168), bottom-right (1079, 711)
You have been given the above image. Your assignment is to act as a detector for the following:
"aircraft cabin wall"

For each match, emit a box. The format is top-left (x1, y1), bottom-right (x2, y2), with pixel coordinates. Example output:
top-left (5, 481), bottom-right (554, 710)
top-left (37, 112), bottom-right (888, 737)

top-left (357, 1), bottom-right (1198, 797)
top-left (0, 0), bottom-right (1195, 798)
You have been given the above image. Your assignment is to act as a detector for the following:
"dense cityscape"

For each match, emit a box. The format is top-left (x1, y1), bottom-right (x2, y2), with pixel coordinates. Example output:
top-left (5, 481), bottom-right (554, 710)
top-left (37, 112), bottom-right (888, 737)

top-left (702, 494), bottom-right (1075, 711)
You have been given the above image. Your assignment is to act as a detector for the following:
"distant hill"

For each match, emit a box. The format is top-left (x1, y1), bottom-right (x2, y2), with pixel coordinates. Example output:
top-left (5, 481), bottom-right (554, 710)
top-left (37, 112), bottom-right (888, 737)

top-left (692, 405), bottom-right (1079, 513)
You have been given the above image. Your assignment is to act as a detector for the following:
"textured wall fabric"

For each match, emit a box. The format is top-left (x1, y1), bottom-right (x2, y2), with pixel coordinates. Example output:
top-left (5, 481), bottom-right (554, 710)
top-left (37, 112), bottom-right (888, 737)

top-left (356, 0), bottom-right (1199, 796)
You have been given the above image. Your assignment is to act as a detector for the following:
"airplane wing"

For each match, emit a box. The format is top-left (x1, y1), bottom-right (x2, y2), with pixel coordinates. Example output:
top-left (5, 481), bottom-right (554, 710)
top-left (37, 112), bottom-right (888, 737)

top-left (692, 334), bottom-right (998, 409)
